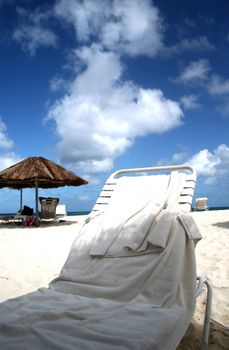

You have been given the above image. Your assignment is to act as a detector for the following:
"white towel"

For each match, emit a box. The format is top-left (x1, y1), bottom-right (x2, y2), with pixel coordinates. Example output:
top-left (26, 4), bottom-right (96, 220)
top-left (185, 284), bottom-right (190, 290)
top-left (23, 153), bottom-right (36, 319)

top-left (104, 211), bottom-right (202, 257)
top-left (89, 174), bottom-right (170, 256)
top-left (178, 212), bottom-right (202, 242)
top-left (90, 172), bottom-right (189, 257)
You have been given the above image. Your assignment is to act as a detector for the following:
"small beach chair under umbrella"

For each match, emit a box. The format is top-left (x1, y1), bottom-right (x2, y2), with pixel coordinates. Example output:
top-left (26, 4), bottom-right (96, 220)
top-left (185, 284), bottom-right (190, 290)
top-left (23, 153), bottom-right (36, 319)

top-left (0, 156), bottom-right (88, 220)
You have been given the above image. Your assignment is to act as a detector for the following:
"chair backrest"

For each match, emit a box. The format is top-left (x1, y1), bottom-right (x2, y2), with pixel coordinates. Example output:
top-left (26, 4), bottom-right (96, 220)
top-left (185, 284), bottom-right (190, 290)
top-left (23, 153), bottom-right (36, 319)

top-left (40, 197), bottom-right (59, 219)
top-left (90, 165), bottom-right (196, 217)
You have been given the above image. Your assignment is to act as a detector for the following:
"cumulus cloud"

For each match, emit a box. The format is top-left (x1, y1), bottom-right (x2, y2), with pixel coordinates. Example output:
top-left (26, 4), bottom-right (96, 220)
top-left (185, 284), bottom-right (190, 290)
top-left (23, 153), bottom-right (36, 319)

top-left (177, 36), bottom-right (214, 51)
top-left (43, 0), bottom-right (184, 174)
top-left (14, 26), bottom-right (57, 56)
top-left (0, 118), bottom-right (14, 149)
top-left (13, 7), bottom-right (57, 56)
top-left (207, 74), bottom-right (229, 116)
top-left (180, 95), bottom-right (200, 110)
top-left (208, 75), bottom-right (229, 96)
top-left (0, 152), bottom-right (21, 171)
top-left (49, 76), bottom-right (69, 92)
top-left (55, 0), bottom-right (163, 57)
top-left (188, 149), bottom-right (221, 177)
top-left (11, 0), bottom-right (185, 175)
top-left (166, 36), bottom-right (215, 56)
top-left (0, 116), bottom-right (22, 174)
top-left (165, 144), bottom-right (229, 185)
top-left (175, 59), bottom-right (210, 84)
top-left (0, 118), bottom-right (20, 170)
top-left (47, 45), bottom-right (183, 173)
top-left (187, 144), bottom-right (229, 184)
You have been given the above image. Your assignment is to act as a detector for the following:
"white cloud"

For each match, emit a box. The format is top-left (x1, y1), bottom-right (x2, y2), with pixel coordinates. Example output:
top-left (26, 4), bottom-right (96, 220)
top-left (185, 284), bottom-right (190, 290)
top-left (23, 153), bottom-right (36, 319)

top-left (188, 149), bottom-right (220, 177)
top-left (49, 76), bottom-right (69, 92)
top-left (0, 152), bottom-right (21, 171)
top-left (78, 195), bottom-right (89, 201)
top-left (55, 0), bottom-right (163, 57)
top-left (13, 7), bottom-right (57, 56)
top-left (180, 95), bottom-right (200, 110)
top-left (171, 152), bottom-right (187, 164)
top-left (207, 75), bottom-right (229, 116)
top-left (187, 144), bottom-right (229, 184)
top-left (55, 0), bottom-right (106, 42)
top-left (47, 46), bottom-right (183, 173)
top-left (0, 118), bottom-right (14, 149)
top-left (218, 100), bottom-right (229, 116)
top-left (159, 144), bottom-right (229, 186)
top-left (0, 118), bottom-right (20, 171)
top-left (208, 75), bottom-right (229, 95)
top-left (100, 0), bottom-right (163, 57)
top-left (167, 36), bottom-right (215, 56)
top-left (169, 145), bottom-right (229, 185)
top-left (80, 173), bottom-right (101, 185)
top-left (176, 59), bottom-right (210, 84)
top-left (178, 36), bottom-right (214, 51)
top-left (14, 26), bottom-right (57, 56)
top-left (11, 0), bottom-right (183, 175)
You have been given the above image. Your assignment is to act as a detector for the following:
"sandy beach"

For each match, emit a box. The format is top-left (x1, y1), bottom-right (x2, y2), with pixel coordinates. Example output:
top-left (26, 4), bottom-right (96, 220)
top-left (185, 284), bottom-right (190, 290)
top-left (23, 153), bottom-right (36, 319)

top-left (179, 210), bottom-right (229, 350)
top-left (0, 211), bottom-right (228, 349)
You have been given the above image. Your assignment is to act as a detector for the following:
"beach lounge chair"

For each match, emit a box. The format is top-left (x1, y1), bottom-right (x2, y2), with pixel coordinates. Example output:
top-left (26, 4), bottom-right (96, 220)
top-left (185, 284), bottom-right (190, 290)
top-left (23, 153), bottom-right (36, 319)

top-left (13, 205), bottom-right (34, 224)
top-left (194, 197), bottom-right (209, 211)
top-left (55, 204), bottom-right (67, 219)
top-left (0, 165), bottom-right (212, 349)
top-left (0, 215), bottom-right (15, 224)
top-left (39, 197), bottom-right (59, 220)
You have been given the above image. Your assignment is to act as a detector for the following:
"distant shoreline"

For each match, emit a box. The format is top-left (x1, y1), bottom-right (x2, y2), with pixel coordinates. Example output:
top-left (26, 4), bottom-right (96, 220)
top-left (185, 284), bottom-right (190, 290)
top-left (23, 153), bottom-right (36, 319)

top-left (1, 207), bottom-right (229, 217)
top-left (192, 206), bottom-right (229, 211)
top-left (0, 211), bottom-right (90, 217)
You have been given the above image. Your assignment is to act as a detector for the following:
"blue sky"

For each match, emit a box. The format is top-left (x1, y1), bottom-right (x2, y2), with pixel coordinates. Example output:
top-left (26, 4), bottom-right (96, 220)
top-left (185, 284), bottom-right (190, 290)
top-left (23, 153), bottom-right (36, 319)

top-left (0, 0), bottom-right (229, 213)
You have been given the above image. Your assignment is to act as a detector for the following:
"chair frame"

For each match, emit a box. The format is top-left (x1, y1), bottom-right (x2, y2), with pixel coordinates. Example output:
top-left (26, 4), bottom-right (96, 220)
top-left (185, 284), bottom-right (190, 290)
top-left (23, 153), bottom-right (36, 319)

top-left (91, 165), bottom-right (196, 215)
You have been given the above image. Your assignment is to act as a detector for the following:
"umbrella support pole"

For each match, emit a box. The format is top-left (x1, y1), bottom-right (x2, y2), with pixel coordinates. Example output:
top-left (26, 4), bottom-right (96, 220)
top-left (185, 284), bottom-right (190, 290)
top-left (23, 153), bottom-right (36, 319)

top-left (35, 179), bottom-right (39, 225)
top-left (20, 188), bottom-right (23, 212)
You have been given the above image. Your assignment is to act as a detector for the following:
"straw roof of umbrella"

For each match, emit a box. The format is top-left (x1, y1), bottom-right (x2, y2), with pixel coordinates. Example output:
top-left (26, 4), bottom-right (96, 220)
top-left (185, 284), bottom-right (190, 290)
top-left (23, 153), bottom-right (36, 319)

top-left (0, 156), bottom-right (88, 189)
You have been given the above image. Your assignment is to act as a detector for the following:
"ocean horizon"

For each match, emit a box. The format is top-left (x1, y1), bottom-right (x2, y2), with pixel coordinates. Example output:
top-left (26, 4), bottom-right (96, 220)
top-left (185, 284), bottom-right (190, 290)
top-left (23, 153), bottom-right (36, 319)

top-left (0, 211), bottom-right (91, 217)
top-left (0, 207), bottom-right (229, 217)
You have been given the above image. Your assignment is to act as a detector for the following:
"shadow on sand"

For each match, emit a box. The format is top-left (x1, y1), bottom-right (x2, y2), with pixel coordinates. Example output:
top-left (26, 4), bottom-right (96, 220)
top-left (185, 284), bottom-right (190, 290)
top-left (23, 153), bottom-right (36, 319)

top-left (178, 319), bottom-right (229, 350)
top-left (0, 219), bottom-right (78, 229)
top-left (212, 221), bottom-right (229, 229)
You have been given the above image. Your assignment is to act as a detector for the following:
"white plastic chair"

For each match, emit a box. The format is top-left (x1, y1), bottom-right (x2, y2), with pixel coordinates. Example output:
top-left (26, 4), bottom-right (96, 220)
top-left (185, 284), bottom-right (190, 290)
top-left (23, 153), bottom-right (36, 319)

top-left (55, 204), bottom-right (67, 218)
top-left (195, 197), bottom-right (209, 211)
top-left (0, 165), bottom-right (213, 348)
top-left (89, 165), bottom-right (212, 345)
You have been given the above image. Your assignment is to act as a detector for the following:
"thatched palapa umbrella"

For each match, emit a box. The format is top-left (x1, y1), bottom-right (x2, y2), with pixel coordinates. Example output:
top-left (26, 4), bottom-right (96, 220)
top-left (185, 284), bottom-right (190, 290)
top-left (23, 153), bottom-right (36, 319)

top-left (0, 156), bottom-right (88, 219)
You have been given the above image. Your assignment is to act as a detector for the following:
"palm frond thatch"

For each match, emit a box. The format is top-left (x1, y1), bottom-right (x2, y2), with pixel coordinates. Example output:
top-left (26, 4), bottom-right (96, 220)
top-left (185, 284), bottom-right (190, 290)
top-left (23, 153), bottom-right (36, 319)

top-left (0, 156), bottom-right (88, 189)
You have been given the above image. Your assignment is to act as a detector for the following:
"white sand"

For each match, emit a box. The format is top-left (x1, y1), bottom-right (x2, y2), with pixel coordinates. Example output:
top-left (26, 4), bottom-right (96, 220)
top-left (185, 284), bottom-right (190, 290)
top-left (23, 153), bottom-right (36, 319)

top-left (179, 210), bottom-right (229, 350)
top-left (193, 210), bottom-right (229, 328)
top-left (0, 211), bottom-right (228, 349)
top-left (0, 215), bottom-right (86, 302)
